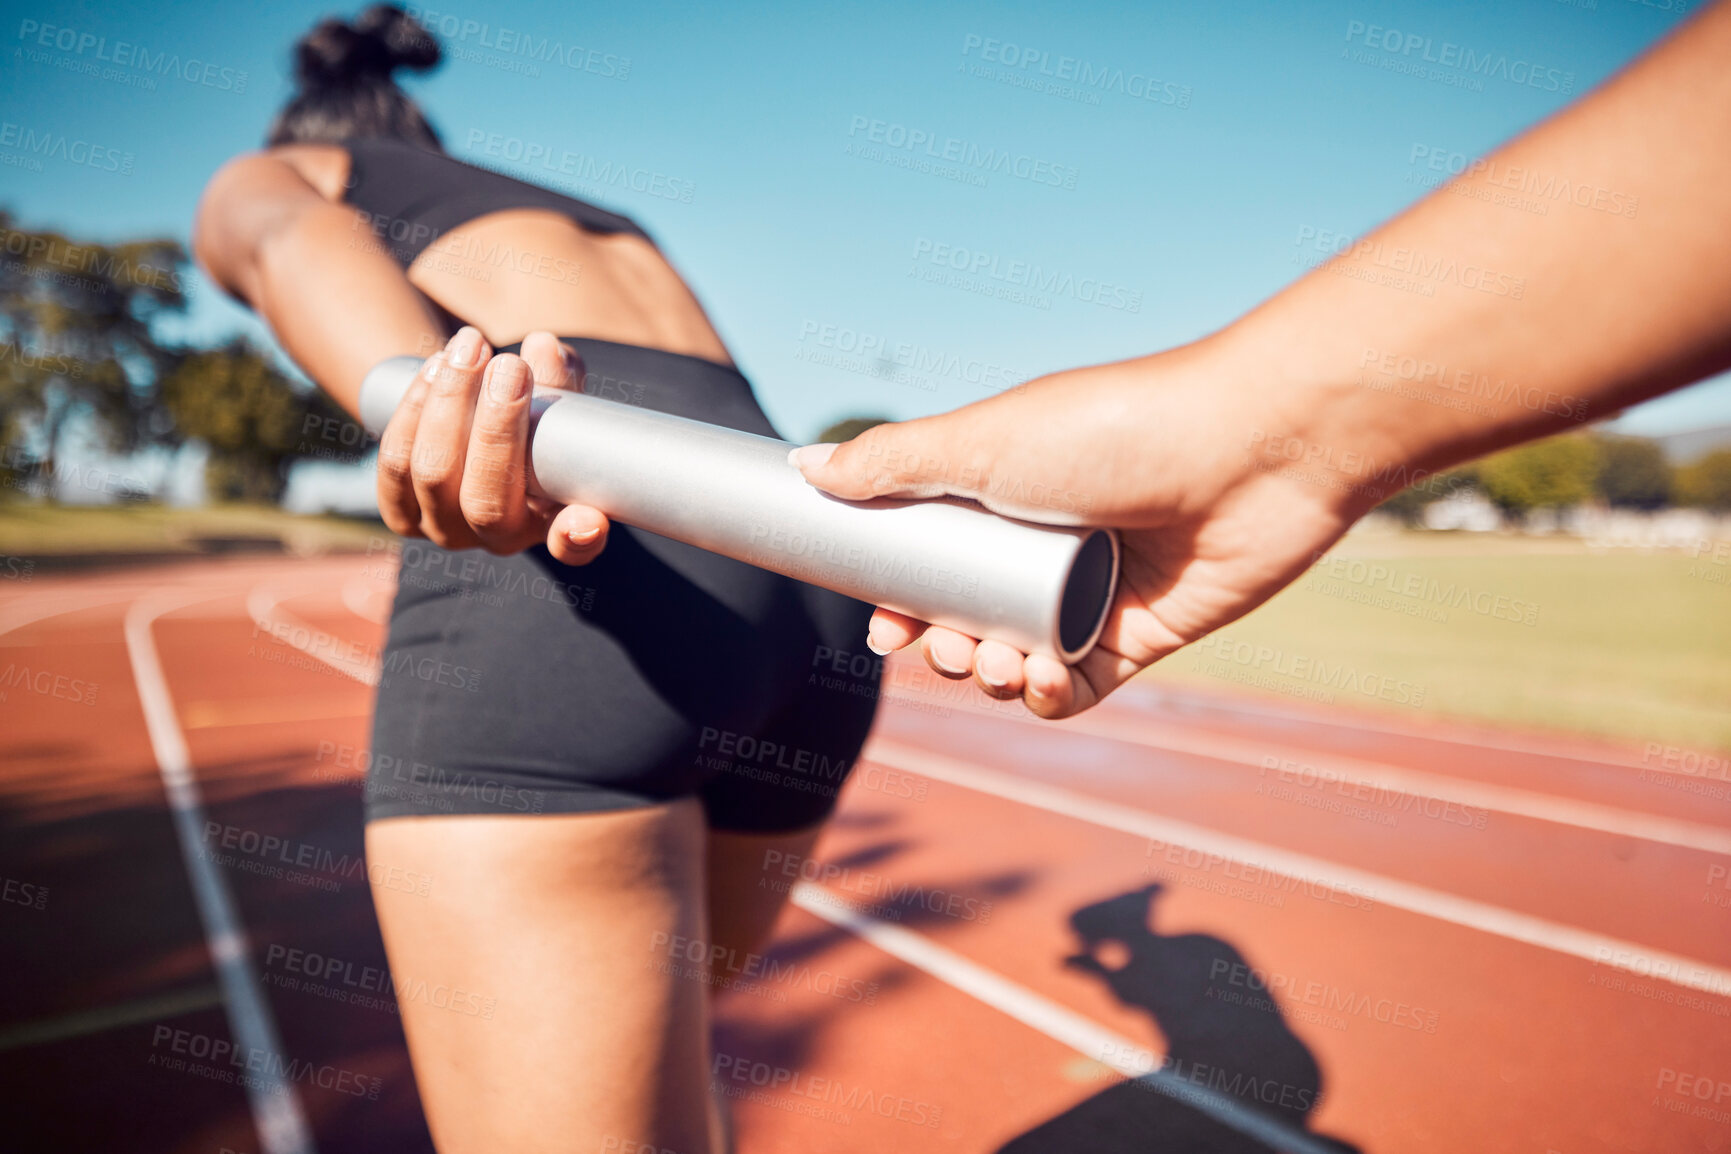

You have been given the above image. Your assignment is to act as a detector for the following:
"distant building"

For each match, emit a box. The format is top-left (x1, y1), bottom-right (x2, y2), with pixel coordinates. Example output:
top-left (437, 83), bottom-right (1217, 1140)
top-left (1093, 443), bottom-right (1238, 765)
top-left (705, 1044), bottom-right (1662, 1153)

top-left (1564, 506), bottom-right (1731, 550)
top-left (1421, 491), bottom-right (1502, 532)
top-left (282, 452), bottom-right (379, 517)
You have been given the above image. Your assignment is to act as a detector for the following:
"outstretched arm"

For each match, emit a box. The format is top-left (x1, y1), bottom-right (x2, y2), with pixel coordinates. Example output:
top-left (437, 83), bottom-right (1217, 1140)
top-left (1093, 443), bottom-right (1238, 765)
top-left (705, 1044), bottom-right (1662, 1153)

top-left (792, 0), bottom-right (1731, 717)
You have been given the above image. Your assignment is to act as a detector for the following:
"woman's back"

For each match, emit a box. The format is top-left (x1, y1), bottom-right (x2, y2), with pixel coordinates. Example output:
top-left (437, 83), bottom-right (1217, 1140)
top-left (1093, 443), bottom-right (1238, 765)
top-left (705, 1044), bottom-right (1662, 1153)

top-left (271, 138), bottom-right (733, 364)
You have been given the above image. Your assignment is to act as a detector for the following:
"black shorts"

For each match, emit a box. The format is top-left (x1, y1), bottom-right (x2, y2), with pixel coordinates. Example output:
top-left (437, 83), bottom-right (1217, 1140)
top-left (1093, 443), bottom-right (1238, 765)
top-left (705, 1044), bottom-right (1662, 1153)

top-left (365, 338), bottom-right (882, 832)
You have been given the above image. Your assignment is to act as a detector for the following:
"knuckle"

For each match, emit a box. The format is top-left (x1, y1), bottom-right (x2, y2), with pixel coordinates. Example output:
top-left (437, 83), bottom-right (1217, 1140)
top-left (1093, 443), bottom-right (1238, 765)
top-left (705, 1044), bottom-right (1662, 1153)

top-left (418, 467), bottom-right (459, 494)
top-left (411, 447), bottom-right (460, 489)
top-left (460, 492), bottom-right (513, 533)
top-left (379, 507), bottom-right (415, 537)
top-left (425, 356), bottom-right (475, 397)
top-left (462, 453), bottom-right (520, 492)
top-left (867, 467), bottom-right (903, 497)
top-left (375, 446), bottom-right (413, 485)
top-left (468, 420), bottom-right (521, 456)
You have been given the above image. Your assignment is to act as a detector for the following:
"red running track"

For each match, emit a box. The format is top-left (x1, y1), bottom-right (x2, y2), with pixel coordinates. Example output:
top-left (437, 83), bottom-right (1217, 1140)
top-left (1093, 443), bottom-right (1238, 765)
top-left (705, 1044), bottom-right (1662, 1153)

top-left (1, 555), bottom-right (1727, 1153)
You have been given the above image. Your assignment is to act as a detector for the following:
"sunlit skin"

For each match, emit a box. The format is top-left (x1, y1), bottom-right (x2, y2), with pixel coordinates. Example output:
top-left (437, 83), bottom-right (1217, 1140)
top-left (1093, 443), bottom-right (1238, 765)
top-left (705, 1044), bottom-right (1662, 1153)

top-left (791, 1), bottom-right (1731, 718)
top-left (195, 144), bottom-right (789, 1153)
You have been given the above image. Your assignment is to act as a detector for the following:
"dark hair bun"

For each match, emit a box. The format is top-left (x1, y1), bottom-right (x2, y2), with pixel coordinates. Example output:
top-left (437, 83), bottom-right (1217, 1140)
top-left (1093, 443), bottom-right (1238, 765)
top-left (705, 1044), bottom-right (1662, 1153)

top-left (294, 5), bottom-right (440, 86)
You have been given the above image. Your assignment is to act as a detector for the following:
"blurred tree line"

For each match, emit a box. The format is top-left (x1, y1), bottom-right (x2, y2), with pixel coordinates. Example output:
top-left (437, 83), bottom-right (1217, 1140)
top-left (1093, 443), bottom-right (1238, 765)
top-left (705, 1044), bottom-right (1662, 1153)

top-left (0, 210), bottom-right (350, 504)
top-left (1380, 429), bottom-right (1731, 520)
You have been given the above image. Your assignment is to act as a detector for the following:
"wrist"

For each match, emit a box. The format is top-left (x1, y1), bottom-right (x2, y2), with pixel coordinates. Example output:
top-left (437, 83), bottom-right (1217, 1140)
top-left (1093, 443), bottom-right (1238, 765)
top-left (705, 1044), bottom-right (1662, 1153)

top-left (1205, 323), bottom-right (1434, 523)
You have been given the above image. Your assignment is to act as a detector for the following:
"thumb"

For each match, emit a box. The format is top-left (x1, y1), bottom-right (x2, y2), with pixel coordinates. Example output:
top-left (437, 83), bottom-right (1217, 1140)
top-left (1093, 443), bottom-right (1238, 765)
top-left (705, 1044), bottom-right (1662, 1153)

top-left (788, 415), bottom-right (984, 502)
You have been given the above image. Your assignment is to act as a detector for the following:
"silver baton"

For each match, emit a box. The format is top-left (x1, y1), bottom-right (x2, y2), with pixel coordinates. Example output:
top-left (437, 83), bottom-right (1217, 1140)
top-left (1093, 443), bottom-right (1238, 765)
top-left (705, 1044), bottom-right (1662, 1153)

top-left (360, 356), bottom-right (1118, 663)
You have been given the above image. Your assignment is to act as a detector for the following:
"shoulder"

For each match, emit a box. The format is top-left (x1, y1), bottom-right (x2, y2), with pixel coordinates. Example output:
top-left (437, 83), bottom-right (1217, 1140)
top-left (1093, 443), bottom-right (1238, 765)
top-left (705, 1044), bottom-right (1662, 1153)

top-left (203, 144), bottom-right (351, 207)
top-left (193, 147), bottom-right (345, 298)
top-left (268, 144), bottom-right (353, 201)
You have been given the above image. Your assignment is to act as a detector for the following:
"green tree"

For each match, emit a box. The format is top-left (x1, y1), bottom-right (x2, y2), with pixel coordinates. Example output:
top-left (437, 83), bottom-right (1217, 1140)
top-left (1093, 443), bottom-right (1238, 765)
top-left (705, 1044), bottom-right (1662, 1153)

top-left (1477, 433), bottom-right (1602, 513)
top-left (158, 340), bottom-right (351, 503)
top-left (1593, 434), bottom-right (1672, 508)
top-left (0, 211), bottom-right (189, 487)
top-left (1675, 449), bottom-right (1731, 512)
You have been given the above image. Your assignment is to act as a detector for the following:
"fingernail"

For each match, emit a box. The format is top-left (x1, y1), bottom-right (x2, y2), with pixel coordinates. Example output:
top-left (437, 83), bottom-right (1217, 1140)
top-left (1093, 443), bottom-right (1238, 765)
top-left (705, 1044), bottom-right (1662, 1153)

top-left (485, 358), bottom-right (530, 403)
top-left (866, 633), bottom-right (891, 657)
top-left (449, 326), bottom-right (485, 369)
top-left (567, 525), bottom-right (602, 546)
top-left (1028, 681), bottom-right (1052, 699)
top-left (788, 443), bottom-right (837, 471)
top-left (979, 668), bottom-right (1007, 689)
top-left (930, 650), bottom-right (968, 676)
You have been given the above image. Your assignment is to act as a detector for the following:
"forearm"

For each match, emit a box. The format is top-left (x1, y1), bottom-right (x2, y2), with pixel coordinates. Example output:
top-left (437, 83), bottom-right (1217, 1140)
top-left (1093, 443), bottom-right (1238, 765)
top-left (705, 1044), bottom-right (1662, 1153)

top-left (249, 202), bottom-right (446, 417)
top-left (1229, 0), bottom-right (1731, 512)
top-left (791, 1), bottom-right (1731, 714)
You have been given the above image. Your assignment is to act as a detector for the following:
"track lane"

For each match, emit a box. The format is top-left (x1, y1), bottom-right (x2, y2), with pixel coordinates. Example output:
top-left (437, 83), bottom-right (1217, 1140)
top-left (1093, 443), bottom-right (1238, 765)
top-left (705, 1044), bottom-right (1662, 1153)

top-left (5, 557), bottom-right (1728, 1153)
top-left (2, 572), bottom-right (285, 1154)
top-left (127, 586), bottom-right (318, 1154)
top-left (871, 702), bottom-right (1731, 967)
top-left (146, 574), bottom-right (431, 1154)
top-left (1103, 683), bottom-right (1731, 814)
top-left (2, 562), bottom-right (430, 1154)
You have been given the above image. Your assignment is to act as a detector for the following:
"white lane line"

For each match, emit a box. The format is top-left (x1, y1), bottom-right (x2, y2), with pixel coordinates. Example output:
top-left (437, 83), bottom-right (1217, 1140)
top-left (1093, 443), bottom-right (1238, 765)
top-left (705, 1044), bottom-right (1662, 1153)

top-left (1047, 712), bottom-right (1731, 854)
top-left (791, 883), bottom-right (1346, 1154)
top-left (125, 589), bottom-right (317, 1154)
top-left (1115, 683), bottom-right (1694, 775)
top-left (865, 739), bottom-right (1731, 999)
top-left (0, 984), bottom-right (226, 1052)
top-left (339, 574), bottom-right (391, 625)
top-left (0, 590), bottom-right (138, 639)
top-left (246, 584), bottom-right (380, 686)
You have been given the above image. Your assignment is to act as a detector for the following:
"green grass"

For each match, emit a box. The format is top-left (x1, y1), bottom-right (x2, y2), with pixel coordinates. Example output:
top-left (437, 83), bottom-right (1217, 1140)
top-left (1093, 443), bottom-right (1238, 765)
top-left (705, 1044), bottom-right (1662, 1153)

top-left (1146, 529), bottom-right (1731, 752)
top-left (0, 501), bottom-right (386, 558)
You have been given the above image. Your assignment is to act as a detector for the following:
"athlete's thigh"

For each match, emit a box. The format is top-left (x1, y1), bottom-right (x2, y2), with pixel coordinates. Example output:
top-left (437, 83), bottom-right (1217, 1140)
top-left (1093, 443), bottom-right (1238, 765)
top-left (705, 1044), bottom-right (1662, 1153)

top-left (698, 585), bottom-right (880, 965)
top-left (704, 823), bottom-right (826, 971)
top-left (367, 801), bottom-right (713, 1154)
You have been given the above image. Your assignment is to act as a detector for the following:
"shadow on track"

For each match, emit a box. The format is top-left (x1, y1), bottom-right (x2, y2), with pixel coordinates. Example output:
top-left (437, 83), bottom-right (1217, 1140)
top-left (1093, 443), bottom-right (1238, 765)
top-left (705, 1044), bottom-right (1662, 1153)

top-left (999, 884), bottom-right (1361, 1154)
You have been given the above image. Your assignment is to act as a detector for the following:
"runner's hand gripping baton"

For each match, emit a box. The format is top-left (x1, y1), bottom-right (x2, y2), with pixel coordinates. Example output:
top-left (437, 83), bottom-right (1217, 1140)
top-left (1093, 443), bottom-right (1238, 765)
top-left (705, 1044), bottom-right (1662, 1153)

top-left (360, 357), bottom-right (1119, 663)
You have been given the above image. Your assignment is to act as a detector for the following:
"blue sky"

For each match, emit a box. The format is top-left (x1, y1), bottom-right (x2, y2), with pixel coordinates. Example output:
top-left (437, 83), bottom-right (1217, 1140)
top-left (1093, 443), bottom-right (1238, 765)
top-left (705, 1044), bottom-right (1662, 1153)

top-left (2, 0), bottom-right (1720, 447)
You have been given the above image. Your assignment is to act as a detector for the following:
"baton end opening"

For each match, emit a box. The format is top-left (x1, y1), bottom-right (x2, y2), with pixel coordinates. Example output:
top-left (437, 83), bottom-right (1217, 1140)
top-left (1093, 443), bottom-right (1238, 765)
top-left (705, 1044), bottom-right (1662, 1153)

top-left (1056, 529), bottom-right (1119, 664)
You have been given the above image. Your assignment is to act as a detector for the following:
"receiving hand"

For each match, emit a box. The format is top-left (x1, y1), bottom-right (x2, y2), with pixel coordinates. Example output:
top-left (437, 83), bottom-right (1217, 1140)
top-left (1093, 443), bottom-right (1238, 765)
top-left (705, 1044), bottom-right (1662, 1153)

top-left (790, 346), bottom-right (1376, 718)
top-left (376, 327), bottom-right (613, 564)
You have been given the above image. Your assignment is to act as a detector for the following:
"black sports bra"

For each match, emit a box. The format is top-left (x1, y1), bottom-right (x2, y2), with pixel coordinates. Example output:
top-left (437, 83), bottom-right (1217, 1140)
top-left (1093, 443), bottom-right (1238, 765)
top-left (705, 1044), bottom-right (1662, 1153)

top-left (341, 138), bottom-right (654, 269)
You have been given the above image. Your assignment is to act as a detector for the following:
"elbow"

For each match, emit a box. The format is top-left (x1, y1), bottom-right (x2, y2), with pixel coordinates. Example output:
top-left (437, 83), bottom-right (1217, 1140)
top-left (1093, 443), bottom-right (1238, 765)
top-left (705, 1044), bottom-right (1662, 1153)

top-left (192, 150), bottom-right (349, 314)
top-left (193, 152), bottom-right (289, 304)
top-left (192, 157), bottom-right (251, 300)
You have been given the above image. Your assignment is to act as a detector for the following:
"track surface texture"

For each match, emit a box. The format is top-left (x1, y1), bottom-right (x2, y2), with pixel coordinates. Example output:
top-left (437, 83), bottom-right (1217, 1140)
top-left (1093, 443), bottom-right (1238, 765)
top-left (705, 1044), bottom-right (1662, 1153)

top-left (2, 555), bottom-right (1727, 1153)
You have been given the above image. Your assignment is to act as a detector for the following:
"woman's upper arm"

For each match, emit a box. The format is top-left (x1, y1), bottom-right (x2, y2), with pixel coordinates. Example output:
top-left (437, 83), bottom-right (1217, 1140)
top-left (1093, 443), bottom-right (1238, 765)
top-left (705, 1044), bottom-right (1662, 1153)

top-left (191, 146), bottom-right (444, 413)
top-left (193, 151), bottom-right (331, 304)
